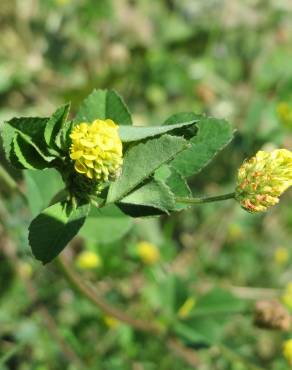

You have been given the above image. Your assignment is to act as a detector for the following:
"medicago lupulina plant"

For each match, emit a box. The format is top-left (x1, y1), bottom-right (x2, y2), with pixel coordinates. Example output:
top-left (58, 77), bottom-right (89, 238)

top-left (1, 89), bottom-right (292, 264)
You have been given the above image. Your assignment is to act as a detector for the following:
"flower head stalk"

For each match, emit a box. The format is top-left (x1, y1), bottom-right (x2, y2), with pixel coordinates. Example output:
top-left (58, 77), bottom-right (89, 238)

top-left (235, 149), bottom-right (292, 213)
top-left (70, 119), bottom-right (123, 182)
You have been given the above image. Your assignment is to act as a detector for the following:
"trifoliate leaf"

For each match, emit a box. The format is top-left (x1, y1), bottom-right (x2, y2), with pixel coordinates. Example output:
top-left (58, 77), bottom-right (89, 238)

top-left (44, 103), bottom-right (70, 151)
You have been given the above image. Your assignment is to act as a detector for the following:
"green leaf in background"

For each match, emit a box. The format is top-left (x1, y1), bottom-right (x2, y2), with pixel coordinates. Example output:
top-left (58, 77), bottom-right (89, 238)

top-left (171, 118), bottom-right (234, 177)
top-left (29, 202), bottom-right (90, 264)
top-left (75, 89), bottom-right (132, 125)
top-left (119, 120), bottom-right (197, 142)
top-left (24, 169), bottom-right (64, 218)
top-left (154, 165), bottom-right (191, 210)
top-left (191, 288), bottom-right (246, 317)
top-left (107, 134), bottom-right (188, 203)
top-left (119, 179), bottom-right (175, 214)
top-left (44, 103), bottom-right (70, 151)
top-left (174, 317), bottom-right (223, 346)
top-left (12, 134), bottom-right (50, 170)
top-left (80, 204), bottom-right (133, 245)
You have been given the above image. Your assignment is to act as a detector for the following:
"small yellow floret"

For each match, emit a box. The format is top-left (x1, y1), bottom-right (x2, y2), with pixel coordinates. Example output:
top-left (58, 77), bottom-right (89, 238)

top-left (274, 247), bottom-right (289, 265)
top-left (70, 119), bottom-right (123, 182)
top-left (103, 315), bottom-right (120, 329)
top-left (283, 339), bottom-right (292, 364)
top-left (177, 297), bottom-right (196, 319)
top-left (235, 149), bottom-right (292, 213)
top-left (137, 241), bottom-right (160, 265)
top-left (76, 251), bottom-right (101, 270)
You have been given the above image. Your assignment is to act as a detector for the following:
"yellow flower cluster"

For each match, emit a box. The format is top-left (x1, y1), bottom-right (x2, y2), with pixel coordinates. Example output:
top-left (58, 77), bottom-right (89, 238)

top-left (283, 339), bottom-right (292, 365)
top-left (282, 282), bottom-right (292, 310)
top-left (76, 250), bottom-right (102, 270)
top-left (136, 241), bottom-right (160, 265)
top-left (277, 102), bottom-right (292, 129)
top-left (70, 119), bottom-right (123, 182)
top-left (235, 149), bottom-right (292, 212)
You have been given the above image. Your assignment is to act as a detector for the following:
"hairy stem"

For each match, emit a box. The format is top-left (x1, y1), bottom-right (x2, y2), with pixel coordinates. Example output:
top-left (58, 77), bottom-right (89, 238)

top-left (176, 192), bottom-right (236, 205)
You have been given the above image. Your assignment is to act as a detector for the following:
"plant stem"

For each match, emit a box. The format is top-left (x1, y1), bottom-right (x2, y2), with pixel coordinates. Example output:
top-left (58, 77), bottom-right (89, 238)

top-left (176, 192), bottom-right (235, 205)
top-left (56, 254), bottom-right (161, 334)
top-left (56, 254), bottom-right (201, 367)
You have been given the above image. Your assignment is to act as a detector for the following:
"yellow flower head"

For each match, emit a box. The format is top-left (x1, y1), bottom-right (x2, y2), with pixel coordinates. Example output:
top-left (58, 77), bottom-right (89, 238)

top-left (76, 251), bottom-right (101, 270)
top-left (274, 247), bottom-right (289, 265)
top-left (283, 339), bottom-right (292, 364)
top-left (136, 241), bottom-right (160, 265)
top-left (70, 119), bottom-right (123, 182)
top-left (235, 149), bottom-right (292, 213)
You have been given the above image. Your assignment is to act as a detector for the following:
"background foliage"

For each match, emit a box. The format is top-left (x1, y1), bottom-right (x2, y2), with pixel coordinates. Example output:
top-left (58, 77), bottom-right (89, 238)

top-left (1, 0), bottom-right (292, 369)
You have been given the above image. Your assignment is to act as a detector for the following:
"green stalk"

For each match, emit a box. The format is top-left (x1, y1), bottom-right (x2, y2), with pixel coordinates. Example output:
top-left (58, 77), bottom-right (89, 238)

top-left (176, 192), bottom-right (235, 205)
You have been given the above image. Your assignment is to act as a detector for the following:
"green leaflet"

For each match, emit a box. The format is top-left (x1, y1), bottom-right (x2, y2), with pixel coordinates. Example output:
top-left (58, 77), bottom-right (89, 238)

top-left (171, 117), bottom-right (234, 177)
top-left (75, 89), bottom-right (132, 125)
top-left (107, 134), bottom-right (188, 203)
top-left (44, 103), bottom-right (70, 151)
top-left (29, 202), bottom-right (90, 264)
top-left (119, 179), bottom-right (175, 214)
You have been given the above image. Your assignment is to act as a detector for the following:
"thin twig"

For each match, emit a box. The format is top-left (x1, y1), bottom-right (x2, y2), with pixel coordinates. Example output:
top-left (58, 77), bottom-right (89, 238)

top-left (56, 254), bottom-right (161, 334)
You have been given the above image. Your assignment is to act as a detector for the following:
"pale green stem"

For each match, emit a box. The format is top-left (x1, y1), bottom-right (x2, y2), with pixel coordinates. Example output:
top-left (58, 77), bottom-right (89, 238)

top-left (176, 192), bottom-right (236, 205)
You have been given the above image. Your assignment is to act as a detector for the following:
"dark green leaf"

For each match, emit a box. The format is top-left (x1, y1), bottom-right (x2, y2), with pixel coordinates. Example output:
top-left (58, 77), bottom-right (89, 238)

top-left (44, 103), bottom-right (70, 151)
top-left (75, 89), bottom-right (132, 125)
top-left (29, 202), bottom-right (90, 264)
top-left (171, 118), bottom-right (234, 177)
top-left (107, 134), bottom-right (188, 203)
top-left (12, 134), bottom-right (51, 170)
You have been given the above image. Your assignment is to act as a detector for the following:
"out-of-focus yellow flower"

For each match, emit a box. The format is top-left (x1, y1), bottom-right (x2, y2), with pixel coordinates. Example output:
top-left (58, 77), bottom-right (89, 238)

top-left (76, 251), bottom-right (101, 270)
top-left (277, 102), bottom-right (292, 129)
top-left (235, 149), bottom-right (292, 213)
top-left (136, 241), bottom-right (160, 265)
top-left (177, 297), bottom-right (196, 319)
top-left (282, 282), bottom-right (292, 310)
top-left (103, 315), bottom-right (120, 329)
top-left (19, 262), bottom-right (33, 279)
top-left (283, 339), bottom-right (292, 365)
top-left (55, 0), bottom-right (71, 6)
top-left (70, 119), bottom-right (123, 182)
top-left (227, 223), bottom-right (243, 242)
top-left (274, 247), bottom-right (289, 265)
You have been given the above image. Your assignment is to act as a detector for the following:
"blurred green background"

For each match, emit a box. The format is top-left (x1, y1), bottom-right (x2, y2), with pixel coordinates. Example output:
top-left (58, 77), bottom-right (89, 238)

top-left (1, 0), bottom-right (292, 369)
